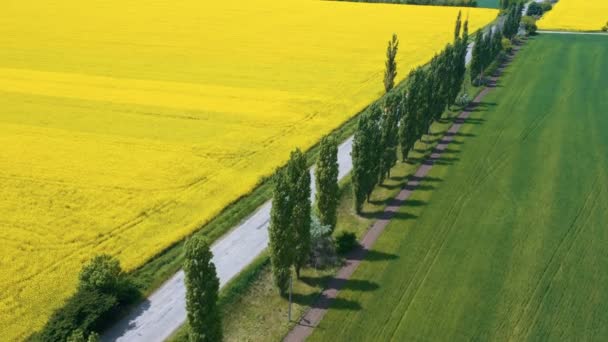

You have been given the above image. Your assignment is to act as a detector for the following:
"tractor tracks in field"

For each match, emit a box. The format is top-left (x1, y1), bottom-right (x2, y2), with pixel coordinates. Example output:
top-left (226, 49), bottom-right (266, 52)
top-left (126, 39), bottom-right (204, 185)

top-left (506, 176), bottom-right (603, 340)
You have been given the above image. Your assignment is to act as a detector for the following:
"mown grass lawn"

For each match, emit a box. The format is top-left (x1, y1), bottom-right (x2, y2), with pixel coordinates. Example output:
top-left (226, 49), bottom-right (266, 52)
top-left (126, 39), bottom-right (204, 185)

top-left (311, 33), bottom-right (608, 341)
top-left (477, 0), bottom-right (500, 9)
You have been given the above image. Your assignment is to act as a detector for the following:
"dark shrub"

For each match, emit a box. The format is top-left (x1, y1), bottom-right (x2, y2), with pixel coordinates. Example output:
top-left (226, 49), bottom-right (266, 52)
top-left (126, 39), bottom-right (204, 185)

top-left (31, 255), bottom-right (140, 341)
top-left (335, 231), bottom-right (358, 255)
top-left (540, 1), bottom-right (552, 13)
top-left (526, 2), bottom-right (543, 16)
top-left (36, 289), bottom-right (118, 342)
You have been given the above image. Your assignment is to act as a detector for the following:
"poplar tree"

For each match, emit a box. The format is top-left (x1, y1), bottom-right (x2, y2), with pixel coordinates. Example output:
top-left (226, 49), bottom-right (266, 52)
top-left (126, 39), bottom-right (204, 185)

top-left (287, 149), bottom-right (311, 278)
top-left (351, 107), bottom-right (381, 212)
top-left (315, 136), bottom-right (339, 230)
top-left (419, 68), bottom-right (434, 138)
top-left (492, 28), bottom-right (502, 59)
top-left (367, 103), bottom-right (383, 186)
top-left (398, 95), bottom-right (417, 162)
top-left (481, 30), bottom-right (493, 72)
top-left (435, 46), bottom-right (452, 117)
top-left (383, 34), bottom-right (399, 93)
top-left (470, 31), bottom-right (484, 85)
top-left (454, 11), bottom-right (462, 42)
top-left (351, 114), bottom-right (369, 213)
top-left (184, 236), bottom-right (222, 342)
top-left (379, 94), bottom-right (399, 181)
top-left (404, 68), bottom-right (425, 141)
top-left (269, 169), bottom-right (293, 294)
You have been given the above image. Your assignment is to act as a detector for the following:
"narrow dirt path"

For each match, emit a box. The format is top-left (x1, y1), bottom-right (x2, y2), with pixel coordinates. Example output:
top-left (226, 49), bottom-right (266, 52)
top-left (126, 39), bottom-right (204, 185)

top-left (284, 48), bottom-right (521, 342)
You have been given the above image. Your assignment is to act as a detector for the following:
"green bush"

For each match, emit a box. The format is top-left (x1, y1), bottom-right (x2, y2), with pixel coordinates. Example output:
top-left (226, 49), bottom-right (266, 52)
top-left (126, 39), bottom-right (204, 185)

top-left (521, 16), bottom-right (538, 35)
top-left (501, 37), bottom-right (513, 53)
top-left (526, 2), bottom-right (543, 16)
top-left (79, 254), bottom-right (123, 293)
top-left (540, 1), bottom-right (552, 13)
top-left (35, 289), bottom-right (118, 341)
top-left (32, 255), bottom-right (140, 341)
top-left (335, 231), bottom-right (358, 255)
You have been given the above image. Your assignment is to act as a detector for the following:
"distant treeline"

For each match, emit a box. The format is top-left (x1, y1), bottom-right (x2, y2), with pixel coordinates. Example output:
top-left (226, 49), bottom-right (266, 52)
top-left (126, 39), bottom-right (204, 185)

top-left (335, 0), bottom-right (478, 7)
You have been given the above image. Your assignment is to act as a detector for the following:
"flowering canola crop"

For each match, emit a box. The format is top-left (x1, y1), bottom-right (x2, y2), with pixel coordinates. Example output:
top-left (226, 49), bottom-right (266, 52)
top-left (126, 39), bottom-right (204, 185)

top-left (0, 0), bottom-right (496, 338)
top-left (537, 0), bottom-right (608, 31)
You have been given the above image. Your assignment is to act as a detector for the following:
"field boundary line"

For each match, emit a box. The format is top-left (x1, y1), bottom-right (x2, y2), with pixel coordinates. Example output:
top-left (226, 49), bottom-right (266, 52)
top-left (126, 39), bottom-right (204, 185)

top-left (539, 30), bottom-right (608, 36)
top-left (283, 48), bottom-right (522, 342)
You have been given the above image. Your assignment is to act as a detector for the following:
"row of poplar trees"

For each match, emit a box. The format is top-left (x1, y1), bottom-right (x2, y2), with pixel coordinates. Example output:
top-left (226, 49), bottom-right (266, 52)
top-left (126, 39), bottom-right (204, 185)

top-left (503, 2), bottom-right (524, 39)
top-left (269, 136), bottom-right (340, 295)
top-left (183, 137), bottom-right (341, 342)
top-left (181, 9), bottom-right (524, 341)
top-left (352, 13), bottom-right (469, 213)
top-left (471, 2), bottom-right (523, 84)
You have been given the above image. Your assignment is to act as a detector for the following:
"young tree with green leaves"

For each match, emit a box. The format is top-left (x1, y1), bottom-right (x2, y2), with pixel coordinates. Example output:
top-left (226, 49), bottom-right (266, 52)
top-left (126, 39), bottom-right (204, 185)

top-left (286, 149), bottom-right (311, 278)
top-left (79, 254), bottom-right (123, 293)
top-left (184, 236), bottom-right (222, 342)
top-left (315, 136), bottom-right (339, 230)
top-left (67, 330), bottom-right (99, 342)
top-left (383, 34), bottom-right (399, 93)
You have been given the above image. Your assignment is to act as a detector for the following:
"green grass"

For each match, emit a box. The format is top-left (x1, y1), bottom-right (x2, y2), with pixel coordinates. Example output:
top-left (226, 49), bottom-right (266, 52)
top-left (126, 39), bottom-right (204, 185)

top-left (311, 33), bottom-right (608, 341)
top-left (477, 0), bottom-right (500, 9)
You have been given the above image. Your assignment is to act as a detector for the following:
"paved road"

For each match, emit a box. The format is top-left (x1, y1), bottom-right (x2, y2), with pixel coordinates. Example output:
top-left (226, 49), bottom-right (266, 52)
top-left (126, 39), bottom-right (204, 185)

top-left (104, 21), bottom-right (500, 342)
top-left (102, 137), bottom-right (353, 342)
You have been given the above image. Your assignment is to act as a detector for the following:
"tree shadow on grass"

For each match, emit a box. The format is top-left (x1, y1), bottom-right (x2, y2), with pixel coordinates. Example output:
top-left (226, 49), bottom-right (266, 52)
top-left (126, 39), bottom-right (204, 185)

top-left (463, 117), bottom-right (487, 125)
top-left (360, 210), bottom-right (417, 221)
top-left (293, 292), bottom-right (362, 312)
top-left (469, 102), bottom-right (497, 114)
top-left (299, 276), bottom-right (381, 293)
top-left (366, 189), bottom-right (427, 210)
top-left (362, 249), bottom-right (399, 262)
top-left (424, 156), bottom-right (461, 166)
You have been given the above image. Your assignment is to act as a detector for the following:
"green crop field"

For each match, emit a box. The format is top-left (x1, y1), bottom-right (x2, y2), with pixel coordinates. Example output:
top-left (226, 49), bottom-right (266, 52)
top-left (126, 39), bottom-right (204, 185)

top-left (311, 34), bottom-right (608, 341)
top-left (477, 0), bottom-right (500, 9)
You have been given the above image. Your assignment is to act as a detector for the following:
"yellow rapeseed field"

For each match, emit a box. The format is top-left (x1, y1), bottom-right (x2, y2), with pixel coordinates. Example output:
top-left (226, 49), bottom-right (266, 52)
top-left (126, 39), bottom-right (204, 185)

top-left (0, 0), bottom-right (496, 338)
top-left (537, 0), bottom-right (608, 31)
